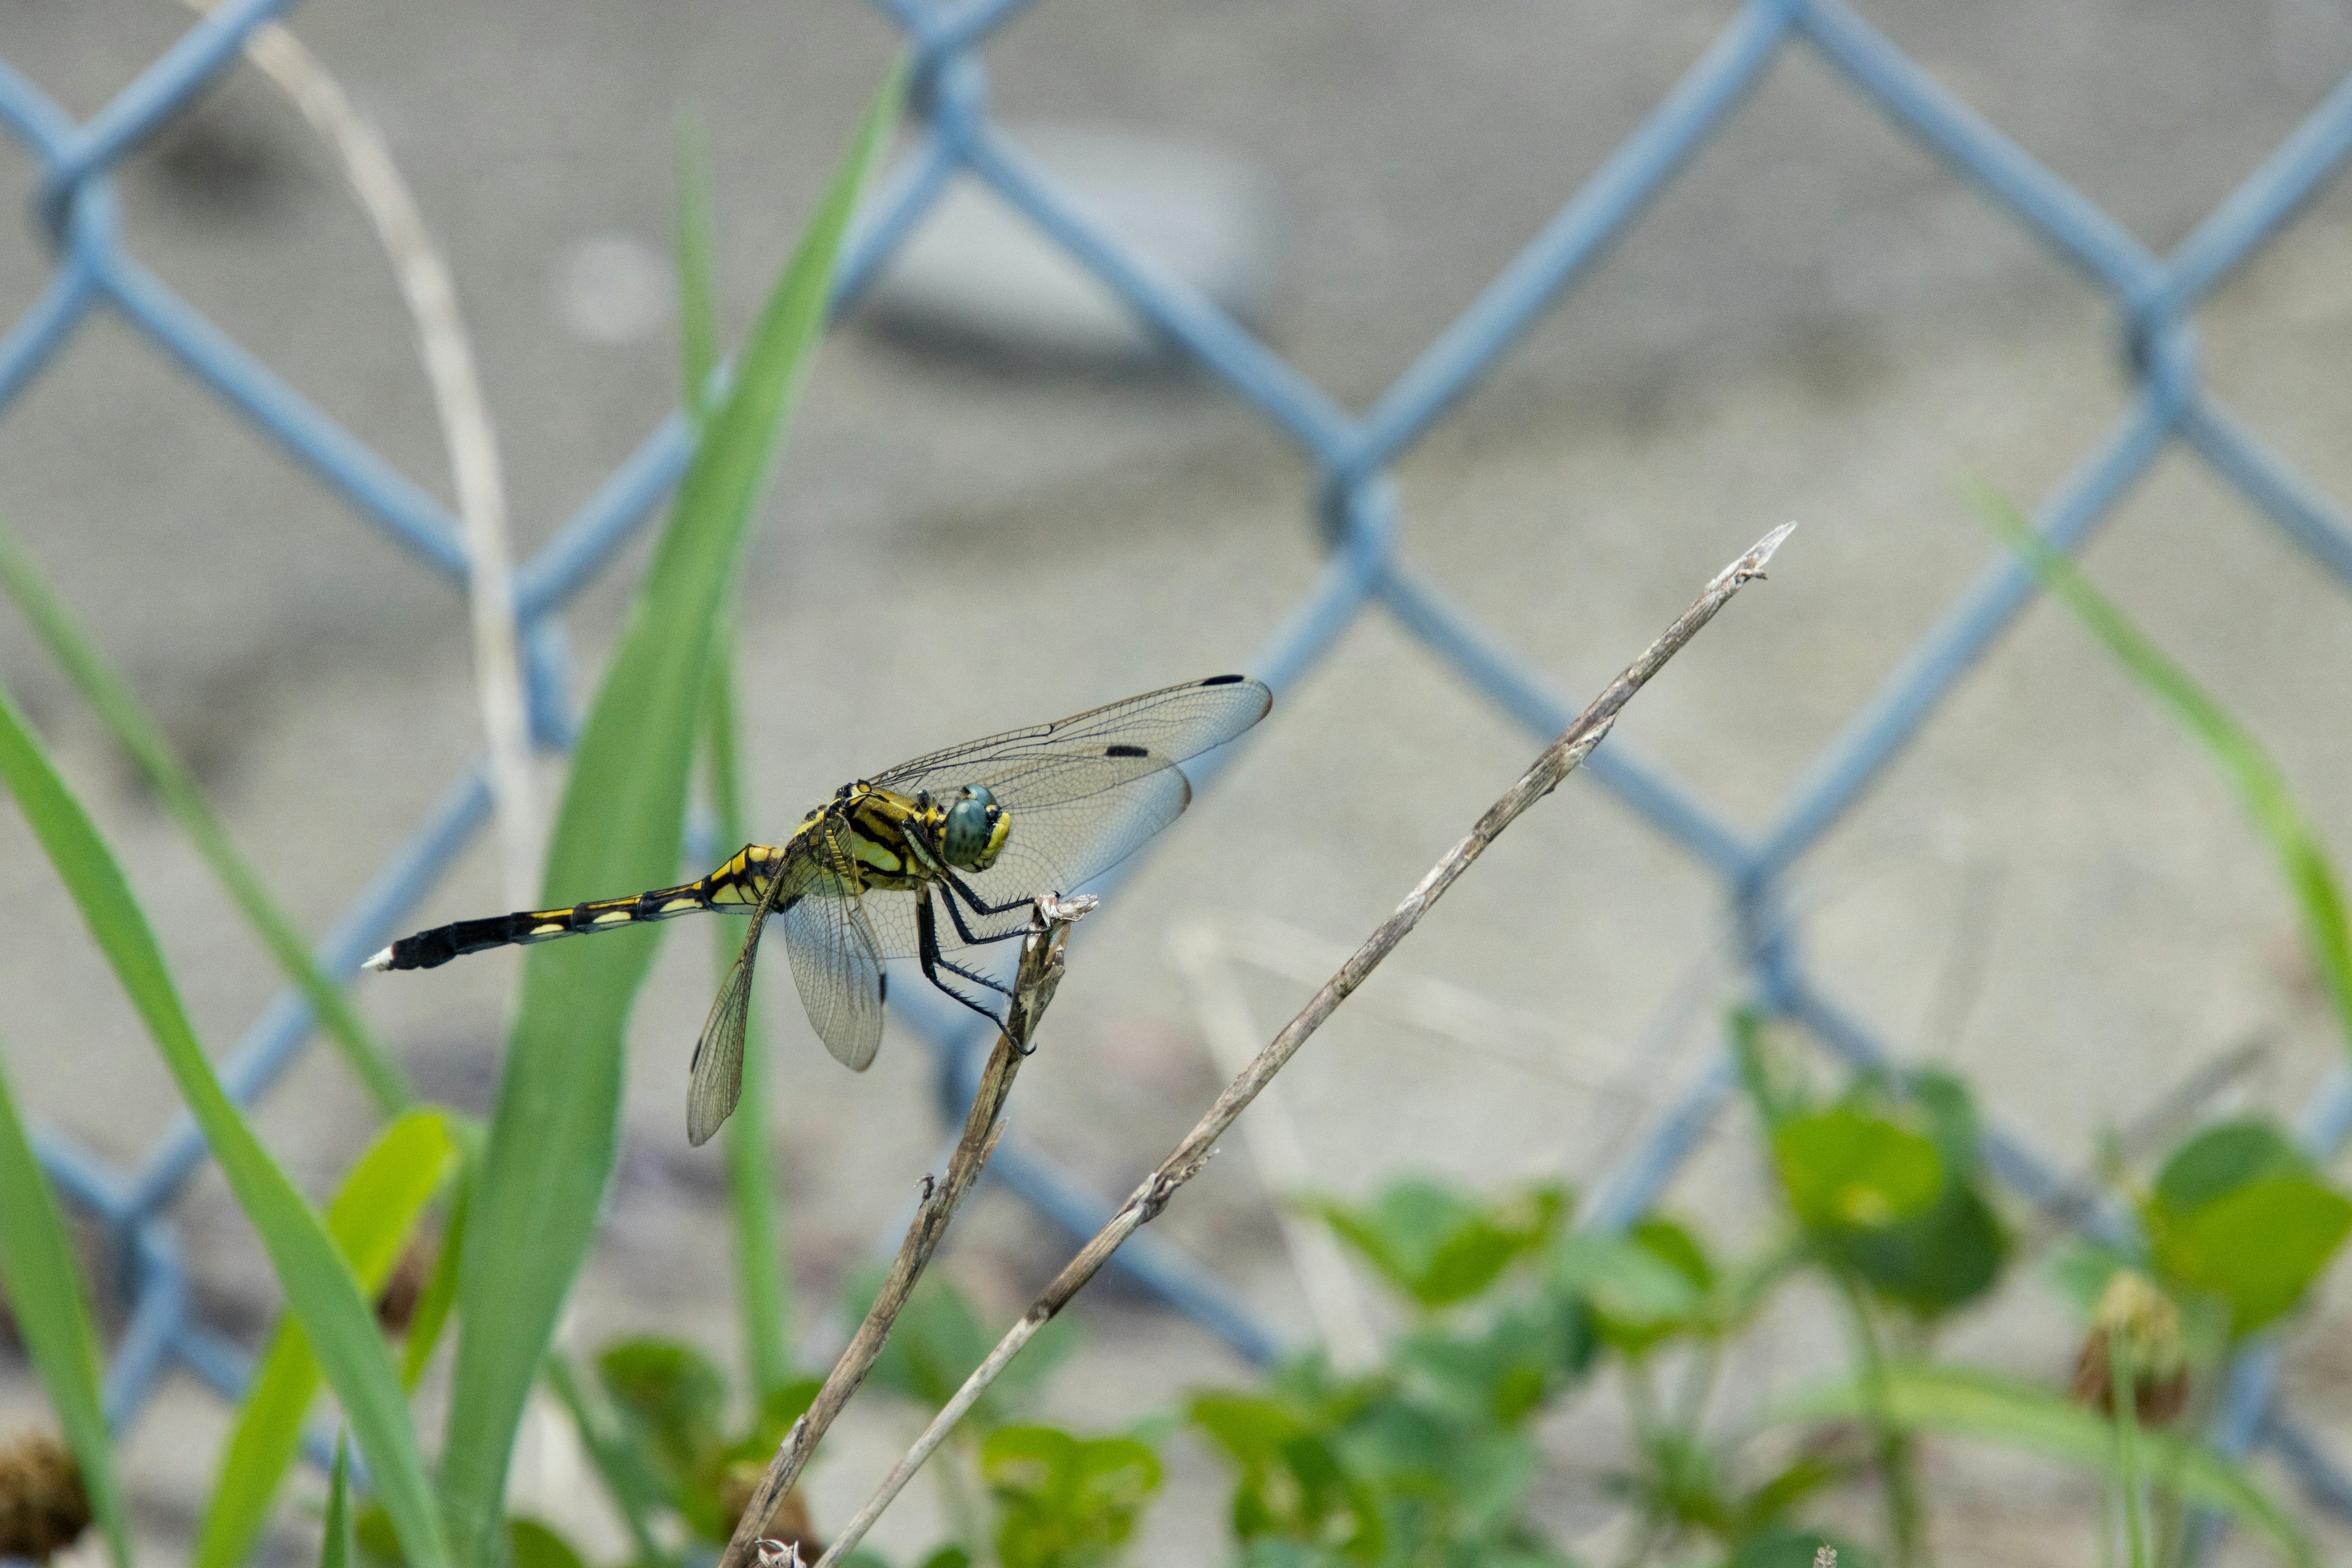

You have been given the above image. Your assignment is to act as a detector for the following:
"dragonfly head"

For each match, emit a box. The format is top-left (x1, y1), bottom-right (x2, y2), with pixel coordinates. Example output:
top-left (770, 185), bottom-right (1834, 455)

top-left (942, 784), bottom-right (1008, 872)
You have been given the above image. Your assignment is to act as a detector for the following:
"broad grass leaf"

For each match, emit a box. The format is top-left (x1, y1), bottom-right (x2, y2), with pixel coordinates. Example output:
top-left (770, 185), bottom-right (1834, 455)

top-left (1777, 1362), bottom-right (2316, 1566)
top-left (0, 680), bottom-right (448, 1568)
top-left (0, 520), bottom-right (412, 1114)
top-left (436, 69), bottom-right (899, 1567)
top-left (1971, 479), bottom-right (2352, 1065)
top-left (195, 1111), bottom-right (458, 1568)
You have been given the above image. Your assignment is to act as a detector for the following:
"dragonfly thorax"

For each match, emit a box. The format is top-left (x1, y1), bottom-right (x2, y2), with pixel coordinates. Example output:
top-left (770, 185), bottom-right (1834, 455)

top-left (941, 783), bottom-right (1009, 872)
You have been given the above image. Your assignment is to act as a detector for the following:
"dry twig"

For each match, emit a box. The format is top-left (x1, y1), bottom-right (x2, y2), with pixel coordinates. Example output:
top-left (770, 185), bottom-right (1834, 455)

top-left (810, 522), bottom-right (1796, 1568)
top-left (717, 893), bottom-right (1097, 1568)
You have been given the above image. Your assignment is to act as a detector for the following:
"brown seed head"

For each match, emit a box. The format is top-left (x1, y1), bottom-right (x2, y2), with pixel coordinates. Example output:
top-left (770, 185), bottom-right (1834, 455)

top-left (0, 1429), bottom-right (92, 1560)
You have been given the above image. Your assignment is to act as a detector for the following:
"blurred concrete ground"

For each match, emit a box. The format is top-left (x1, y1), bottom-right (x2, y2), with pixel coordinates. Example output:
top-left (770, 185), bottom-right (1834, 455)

top-left (4, 1), bottom-right (2352, 1564)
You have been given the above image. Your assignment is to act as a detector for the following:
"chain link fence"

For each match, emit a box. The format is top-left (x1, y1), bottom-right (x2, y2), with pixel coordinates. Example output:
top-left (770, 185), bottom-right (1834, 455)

top-left (6, 0), bottom-right (2352, 1546)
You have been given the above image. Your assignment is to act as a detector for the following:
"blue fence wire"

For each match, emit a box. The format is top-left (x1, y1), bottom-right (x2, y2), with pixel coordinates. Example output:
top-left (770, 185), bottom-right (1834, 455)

top-left (6, 0), bottom-right (2352, 1551)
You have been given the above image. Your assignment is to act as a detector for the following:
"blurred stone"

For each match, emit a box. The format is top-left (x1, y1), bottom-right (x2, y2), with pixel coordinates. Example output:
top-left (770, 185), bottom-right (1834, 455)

top-left (557, 233), bottom-right (673, 345)
top-left (862, 124), bottom-right (1284, 365)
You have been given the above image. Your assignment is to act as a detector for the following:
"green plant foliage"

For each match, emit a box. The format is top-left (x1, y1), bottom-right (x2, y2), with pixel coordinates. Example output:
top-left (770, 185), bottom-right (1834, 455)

top-left (1754, 1063), bottom-right (2008, 1319)
top-left (0, 519), bottom-right (413, 1115)
top-left (587, 1336), bottom-right (819, 1547)
top-left (436, 69), bottom-right (900, 1568)
top-left (1971, 479), bottom-right (2352, 1064)
top-left (2147, 1175), bottom-right (2352, 1339)
top-left (0, 678), bottom-right (448, 1568)
top-left (0, 1044), bottom-right (131, 1568)
top-left (2150, 1119), bottom-right (2305, 1214)
top-left (1777, 1362), bottom-right (2316, 1566)
top-left (1193, 1182), bottom-right (1596, 1568)
top-left (981, 1425), bottom-right (1164, 1568)
top-left (1189, 1388), bottom-right (1385, 1564)
top-left (1771, 1107), bottom-right (1943, 1234)
top-left (195, 1110), bottom-right (460, 1568)
top-left (2128, 1120), bottom-right (2352, 1336)
top-left (1555, 1220), bottom-right (1711, 1356)
top-left (1309, 1178), bottom-right (1567, 1312)
top-left (505, 1520), bottom-right (589, 1568)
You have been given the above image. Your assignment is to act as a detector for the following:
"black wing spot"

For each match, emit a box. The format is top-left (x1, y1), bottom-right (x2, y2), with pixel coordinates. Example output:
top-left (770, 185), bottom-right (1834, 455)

top-left (1105, 744), bottom-right (1149, 758)
top-left (878, 970), bottom-right (888, 1001)
top-left (1201, 673), bottom-right (1247, 685)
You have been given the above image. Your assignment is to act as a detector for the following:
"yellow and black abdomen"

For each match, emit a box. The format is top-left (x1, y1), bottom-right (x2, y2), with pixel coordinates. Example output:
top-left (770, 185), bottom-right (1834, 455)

top-left (366, 843), bottom-right (785, 971)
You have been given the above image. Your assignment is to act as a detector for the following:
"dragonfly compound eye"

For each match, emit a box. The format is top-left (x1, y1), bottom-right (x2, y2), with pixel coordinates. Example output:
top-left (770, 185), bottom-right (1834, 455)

top-left (943, 785), bottom-right (1008, 870)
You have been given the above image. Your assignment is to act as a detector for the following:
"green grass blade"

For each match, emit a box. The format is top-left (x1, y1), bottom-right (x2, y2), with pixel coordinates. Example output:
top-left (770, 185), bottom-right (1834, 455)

top-left (194, 1110), bottom-right (459, 1568)
top-left (0, 519), bottom-right (414, 1115)
top-left (0, 679), bottom-right (450, 1568)
top-left (437, 68), bottom-right (899, 1568)
top-left (706, 631), bottom-right (793, 1397)
top-left (1775, 1361), bottom-right (2314, 1566)
top-left (0, 1046), bottom-right (132, 1568)
top-left (1970, 480), bottom-right (2352, 1064)
top-left (675, 109), bottom-right (721, 427)
top-left (322, 1436), bottom-right (353, 1568)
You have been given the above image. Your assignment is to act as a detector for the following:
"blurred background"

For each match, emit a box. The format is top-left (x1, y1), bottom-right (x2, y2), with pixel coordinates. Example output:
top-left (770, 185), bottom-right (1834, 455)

top-left (4, 1), bottom-right (2352, 1564)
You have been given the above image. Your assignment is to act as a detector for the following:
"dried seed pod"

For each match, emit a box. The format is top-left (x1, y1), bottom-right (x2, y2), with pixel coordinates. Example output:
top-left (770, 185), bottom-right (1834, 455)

top-left (0, 1430), bottom-right (91, 1561)
top-left (2070, 1270), bottom-right (2190, 1426)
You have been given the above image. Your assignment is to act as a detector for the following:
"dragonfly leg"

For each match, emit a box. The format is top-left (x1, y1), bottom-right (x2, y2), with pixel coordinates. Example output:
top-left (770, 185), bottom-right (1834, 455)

top-left (937, 873), bottom-right (1035, 949)
top-left (917, 888), bottom-right (1013, 1038)
top-left (942, 869), bottom-right (1036, 920)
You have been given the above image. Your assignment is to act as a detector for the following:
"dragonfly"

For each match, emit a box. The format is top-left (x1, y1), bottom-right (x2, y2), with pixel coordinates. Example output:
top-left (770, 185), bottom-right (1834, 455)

top-left (366, 674), bottom-right (1272, 1144)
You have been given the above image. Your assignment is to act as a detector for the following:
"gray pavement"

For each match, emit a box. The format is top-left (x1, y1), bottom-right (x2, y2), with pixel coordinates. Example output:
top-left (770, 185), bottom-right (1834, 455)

top-left (4, 1), bottom-right (2352, 1564)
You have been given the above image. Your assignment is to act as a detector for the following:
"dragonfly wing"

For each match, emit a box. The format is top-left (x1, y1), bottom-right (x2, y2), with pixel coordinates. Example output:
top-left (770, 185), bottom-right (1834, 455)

top-left (685, 867), bottom-right (787, 1146)
top-left (780, 821), bottom-right (889, 1070)
top-left (871, 676), bottom-right (1269, 805)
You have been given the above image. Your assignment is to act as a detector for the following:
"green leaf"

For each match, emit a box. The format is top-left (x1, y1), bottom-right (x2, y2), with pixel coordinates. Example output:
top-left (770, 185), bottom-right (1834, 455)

top-left (0, 679), bottom-right (448, 1568)
top-left (1841, 1182), bottom-right (2008, 1317)
top-left (1776, 1362), bottom-right (2316, 1566)
top-left (1771, 1107), bottom-right (1943, 1234)
top-left (322, 1438), bottom-right (354, 1568)
top-left (2150, 1119), bottom-right (2307, 1215)
top-left (2147, 1174), bottom-right (2352, 1336)
top-left (1188, 1392), bottom-right (1383, 1564)
top-left (595, 1337), bottom-right (729, 1479)
top-left (437, 69), bottom-right (900, 1568)
top-left (1392, 1292), bottom-right (1590, 1428)
top-left (0, 1043), bottom-right (131, 1568)
top-left (1310, 1179), bottom-right (1566, 1311)
top-left (1972, 479), bottom-right (2352, 1067)
top-left (0, 519), bottom-right (413, 1115)
top-left (196, 1110), bottom-right (459, 1568)
top-left (1553, 1224), bottom-right (1707, 1355)
top-left (506, 1520), bottom-right (589, 1568)
top-left (982, 1426), bottom-right (1164, 1568)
